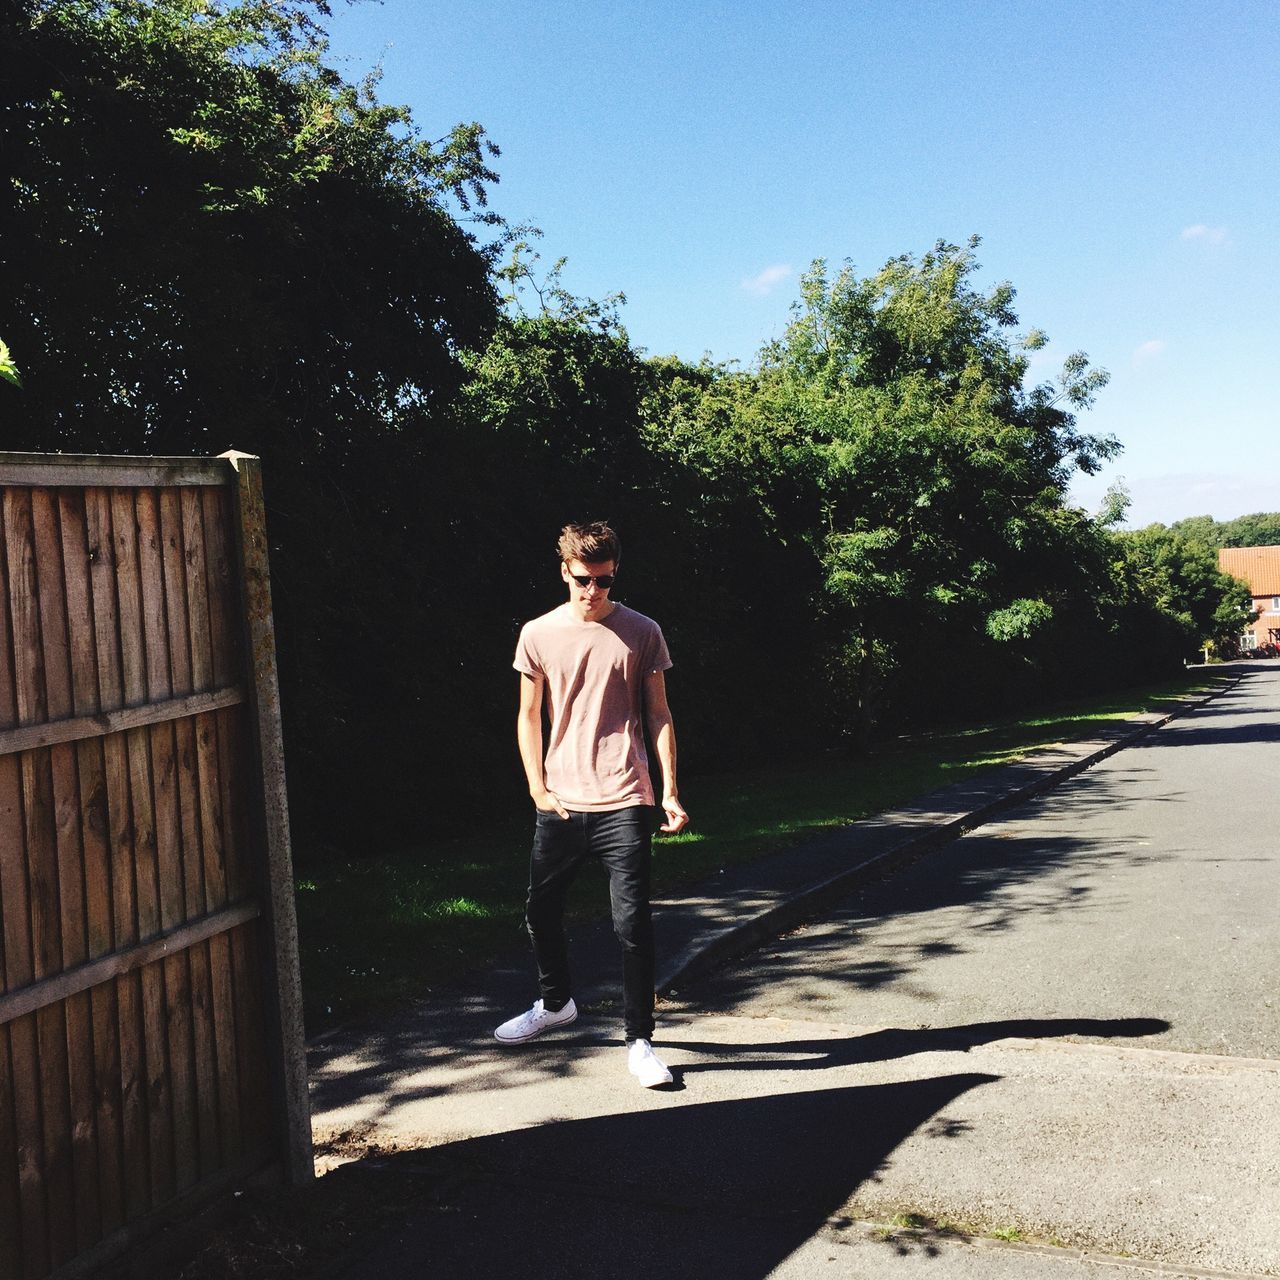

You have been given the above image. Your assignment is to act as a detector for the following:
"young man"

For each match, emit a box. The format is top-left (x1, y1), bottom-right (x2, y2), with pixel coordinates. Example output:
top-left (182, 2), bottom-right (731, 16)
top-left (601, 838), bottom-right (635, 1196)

top-left (494, 521), bottom-right (688, 1087)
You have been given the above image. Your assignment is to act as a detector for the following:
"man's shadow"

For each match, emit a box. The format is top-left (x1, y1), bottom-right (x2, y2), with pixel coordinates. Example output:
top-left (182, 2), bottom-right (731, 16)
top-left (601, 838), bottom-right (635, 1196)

top-left (666, 1015), bottom-right (1171, 1079)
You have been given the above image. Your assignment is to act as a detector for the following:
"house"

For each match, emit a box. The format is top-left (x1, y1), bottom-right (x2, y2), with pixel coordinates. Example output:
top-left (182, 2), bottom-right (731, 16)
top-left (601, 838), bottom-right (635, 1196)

top-left (1218, 545), bottom-right (1280, 652)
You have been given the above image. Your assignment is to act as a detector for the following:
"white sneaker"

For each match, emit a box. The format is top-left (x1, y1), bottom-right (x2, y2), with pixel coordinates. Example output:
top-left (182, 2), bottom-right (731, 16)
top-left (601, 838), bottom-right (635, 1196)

top-left (627, 1039), bottom-right (673, 1087)
top-left (494, 997), bottom-right (578, 1044)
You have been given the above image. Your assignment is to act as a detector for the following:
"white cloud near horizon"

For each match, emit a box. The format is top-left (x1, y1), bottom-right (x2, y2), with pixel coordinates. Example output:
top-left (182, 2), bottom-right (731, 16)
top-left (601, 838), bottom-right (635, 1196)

top-left (1132, 339), bottom-right (1167, 365)
top-left (1181, 223), bottom-right (1229, 246)
top-left (741, 263), bottom-right (793, 297)
top-left (1070, 470), bottom-right (1279, 528)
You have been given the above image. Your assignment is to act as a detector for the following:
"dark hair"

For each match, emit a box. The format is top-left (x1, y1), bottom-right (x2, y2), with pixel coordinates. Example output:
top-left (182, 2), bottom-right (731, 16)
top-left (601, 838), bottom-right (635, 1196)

top-left (558, 521), bottom-right (619, 565)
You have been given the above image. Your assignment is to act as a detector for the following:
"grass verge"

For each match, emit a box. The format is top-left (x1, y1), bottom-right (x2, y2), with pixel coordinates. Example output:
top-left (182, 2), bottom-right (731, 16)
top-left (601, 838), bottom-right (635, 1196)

top-left (296, 672), bottom-right (1223, 1033)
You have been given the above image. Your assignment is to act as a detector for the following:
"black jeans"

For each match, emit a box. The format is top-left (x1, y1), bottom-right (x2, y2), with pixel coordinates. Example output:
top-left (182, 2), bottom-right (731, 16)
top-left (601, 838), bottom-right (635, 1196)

top-left (525, 805), bottom-right (655, 1042)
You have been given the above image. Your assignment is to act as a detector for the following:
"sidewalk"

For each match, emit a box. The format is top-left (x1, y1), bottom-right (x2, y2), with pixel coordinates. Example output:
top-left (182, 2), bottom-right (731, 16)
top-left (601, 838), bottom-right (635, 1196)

top-left (315, 1013), bottom-right (1278, 1278)
top-left (306, 672), bottom-right (1280, 1279)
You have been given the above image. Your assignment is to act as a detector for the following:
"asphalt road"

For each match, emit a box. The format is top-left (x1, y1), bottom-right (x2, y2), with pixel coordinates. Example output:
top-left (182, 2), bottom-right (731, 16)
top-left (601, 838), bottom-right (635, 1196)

top-left (317, 667), bottom-right (1280, 1279)
top-left (692, 666), bottom-right (1280, 1059)
top-left (654, 663), bottom-right (1280, 1273)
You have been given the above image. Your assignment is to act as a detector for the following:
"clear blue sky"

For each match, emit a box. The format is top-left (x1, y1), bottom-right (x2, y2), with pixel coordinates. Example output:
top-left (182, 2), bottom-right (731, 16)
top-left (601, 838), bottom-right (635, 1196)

top-left (323, 0), bottom-right (1279, 528)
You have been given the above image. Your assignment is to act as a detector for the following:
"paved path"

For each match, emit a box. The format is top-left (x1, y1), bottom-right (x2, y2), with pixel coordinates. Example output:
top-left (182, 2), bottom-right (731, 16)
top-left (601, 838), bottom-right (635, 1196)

top-left (694, 667), bottom-right (1279, 1056)
top-left (677, 665), bottom-right (1280, 1273)
top-left (310, 667), bottom-right (1280, 1279)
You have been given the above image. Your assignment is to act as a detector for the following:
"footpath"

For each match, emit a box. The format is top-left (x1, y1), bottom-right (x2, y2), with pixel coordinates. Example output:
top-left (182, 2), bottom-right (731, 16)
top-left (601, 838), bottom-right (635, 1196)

top-left (303, 670), bottom-right (1280, 1280)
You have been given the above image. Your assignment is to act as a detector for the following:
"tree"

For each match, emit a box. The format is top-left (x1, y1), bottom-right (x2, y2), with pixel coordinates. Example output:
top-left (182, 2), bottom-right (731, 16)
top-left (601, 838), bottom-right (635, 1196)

top-left (1114, 525), bottom-right (1256, 654)
top-left (2, 0), bottom-right (512, 841)
top-left (0, 338), bottom-right (20, 389)
top-left (452, 252), bottom-right (826, 772)
top-left (1165, 513), bottom-right (1280, 550)
top-left (3, 0), bottom-right (502, 457)
top-left (4, 4), bottom-right (1205, 837)
top-left (1221, 513), bottom-right (1280, 548)
top-left (648, 238), bottom-right (1117, 740)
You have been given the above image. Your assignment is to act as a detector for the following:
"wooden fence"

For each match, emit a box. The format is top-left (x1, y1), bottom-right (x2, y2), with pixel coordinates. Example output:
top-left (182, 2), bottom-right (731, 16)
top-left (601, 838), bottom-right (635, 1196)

top-left (0, 452), bottom-right (311, 1279)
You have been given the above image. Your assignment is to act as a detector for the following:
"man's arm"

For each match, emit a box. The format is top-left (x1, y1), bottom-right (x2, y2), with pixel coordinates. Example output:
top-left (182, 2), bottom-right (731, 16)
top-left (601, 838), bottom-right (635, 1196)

top-left (643, 669), bottom-right (688, 834)
top-left (517, 672), bottom-right (568, 817)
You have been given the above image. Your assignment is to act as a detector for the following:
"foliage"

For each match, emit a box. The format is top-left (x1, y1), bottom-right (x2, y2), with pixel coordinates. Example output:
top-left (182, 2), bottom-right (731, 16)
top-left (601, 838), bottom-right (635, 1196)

top-left (1093, 479), bottom-right (1131, 527)
top-left (1165, 512), bottom-right (1280, 549)
top-left (453, 278), bottom-right (825, 776)
top-left (2, 0), bottom-right (513, 839)
top-left (2, 1), bottom-right (1231, 854)
top-left (0, 338), bottom-right (20, 389)
top-left (3, 0), bottom-right (501, 458)
top-left (645, 238), bottom-right (1119, 740)
top-left (1113, 525), bottom-right (1257, 652)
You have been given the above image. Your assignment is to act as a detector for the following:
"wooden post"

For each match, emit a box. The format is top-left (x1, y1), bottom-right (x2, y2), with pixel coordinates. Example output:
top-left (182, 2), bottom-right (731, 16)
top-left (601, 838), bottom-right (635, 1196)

top-left (219, 451), bottom-right (313, 1185)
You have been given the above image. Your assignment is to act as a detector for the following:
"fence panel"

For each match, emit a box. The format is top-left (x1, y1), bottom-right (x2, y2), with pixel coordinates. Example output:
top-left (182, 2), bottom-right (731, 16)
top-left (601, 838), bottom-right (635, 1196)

top-left (0, 452), bottom-right (311, 1279)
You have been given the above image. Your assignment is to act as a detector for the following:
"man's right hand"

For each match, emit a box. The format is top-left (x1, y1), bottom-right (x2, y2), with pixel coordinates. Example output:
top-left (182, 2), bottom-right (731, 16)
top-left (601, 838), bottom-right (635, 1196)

top-left (532, 788), bottom-right (570, 819)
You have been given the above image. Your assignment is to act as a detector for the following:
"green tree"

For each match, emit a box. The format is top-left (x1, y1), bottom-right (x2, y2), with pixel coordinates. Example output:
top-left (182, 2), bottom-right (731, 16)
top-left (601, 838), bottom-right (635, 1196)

top-left (1165, 513), bottom-right (1280, 550)
top-left (454, 251), bottom-right (826, 770)
top-left (2, 0), bottom-right (511, 841)
top-left (3, 0), bottom-right (502, 457)
top-left (649, 238), bottom-right (1117, 740)
top-left (1219, 512), bottom-right (1280, 548)
top-left (1114, 525), bottom-right (1255, 654)
top-left (3, 1), bottom-right (1206, 838)
top-left (1165, 515), bottom-right (1221, 545)
top-left (0, 338), bottom-right (20, 389)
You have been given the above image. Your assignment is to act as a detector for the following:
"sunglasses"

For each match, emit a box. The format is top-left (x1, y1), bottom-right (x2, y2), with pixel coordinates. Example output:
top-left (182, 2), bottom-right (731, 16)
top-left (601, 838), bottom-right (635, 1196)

top-left (569, 572), bottom-right (615, 589)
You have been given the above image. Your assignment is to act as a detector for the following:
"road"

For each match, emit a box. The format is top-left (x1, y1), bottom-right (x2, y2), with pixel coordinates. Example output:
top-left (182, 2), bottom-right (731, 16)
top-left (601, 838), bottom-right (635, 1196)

top-left (695, 666), bottom-right (1279, 1058)
top-left (671, 663), bottom-right (1280, 1273)
top-left (318, 667), bottom-right (1280, 1279)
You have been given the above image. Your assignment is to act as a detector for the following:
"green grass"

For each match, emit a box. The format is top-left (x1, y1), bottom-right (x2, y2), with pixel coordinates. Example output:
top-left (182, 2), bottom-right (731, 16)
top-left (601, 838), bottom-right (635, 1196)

top-left (866, 1209), bottom-right (971, 1241)
top-left (890, 1212), bottom-right (931, 1230)
top-left (296, 672), bottom-right (1220, 1032)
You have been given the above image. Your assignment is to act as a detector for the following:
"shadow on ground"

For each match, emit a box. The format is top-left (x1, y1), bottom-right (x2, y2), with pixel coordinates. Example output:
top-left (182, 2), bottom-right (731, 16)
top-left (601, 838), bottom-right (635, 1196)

top-left (684, 668), bottom-right (1280, 1023)
top-left (110, 1015), bottom-right (1174, 1280)
top-left (1133, 718), bottom-right (1280, 747)
top-left (310, 669), bottom-right (1274, 1126)
top-left (668, 1016), bottom-right (1170, 1077)
top-left (325, 1073), bottom-right (995, 1279)
top-left (682, 763), bottom-right (1178, 1014)
top-left (308, 763), bottom-right (1185, 1125)
top-left (1139, 669), bottom-right (1276, 746)
top-left (320, 1013), bottom-right (1169, 1280)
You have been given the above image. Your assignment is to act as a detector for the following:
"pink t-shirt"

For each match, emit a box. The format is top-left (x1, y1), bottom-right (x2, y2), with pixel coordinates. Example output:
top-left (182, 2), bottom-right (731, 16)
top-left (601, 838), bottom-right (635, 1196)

top-left (513, 602), bottom-right (672, 812)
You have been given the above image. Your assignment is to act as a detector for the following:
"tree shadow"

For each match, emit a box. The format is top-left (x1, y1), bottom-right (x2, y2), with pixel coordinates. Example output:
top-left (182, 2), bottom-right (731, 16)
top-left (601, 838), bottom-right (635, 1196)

top-left (320, 1008), bottom-right (1169, 1278)
top-left (687, 668), bottom-right (1280, 1021)
top-left (1126, 670), bottom-right (1279, 747)
top-left (1135, 719), bottom-right (1280, 747)
top-left (683, 763), bottom-right (1184, 1014)
top-left (308, 761), bottom-right (1180, 1127)
top-left (310, 673), bottom-right (1268, 1125)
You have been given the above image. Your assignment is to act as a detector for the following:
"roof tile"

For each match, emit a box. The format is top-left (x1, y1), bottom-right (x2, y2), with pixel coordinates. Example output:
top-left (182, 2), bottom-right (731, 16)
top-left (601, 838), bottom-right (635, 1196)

top-left (1219, 545), bottom-right (1280, 597)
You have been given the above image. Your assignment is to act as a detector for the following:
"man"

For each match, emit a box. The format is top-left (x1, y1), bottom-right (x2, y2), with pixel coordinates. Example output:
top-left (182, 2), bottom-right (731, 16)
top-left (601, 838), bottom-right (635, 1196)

top-left (494, 521), bottom-right (688, 1087)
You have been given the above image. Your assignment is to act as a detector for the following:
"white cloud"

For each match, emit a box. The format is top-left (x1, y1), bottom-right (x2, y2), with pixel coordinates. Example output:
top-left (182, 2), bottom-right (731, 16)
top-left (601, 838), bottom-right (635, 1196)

top-left (1181, 224), bottom-right (1229, 246)
top-left (1125, 473), bottom-right (1277, 524)
top-left (1070, 470), bottom-right (1279, 527)
top-left (1132, 339), bottom-right (1167, 365)
top-left (741, 264), bottom-right (793, 297)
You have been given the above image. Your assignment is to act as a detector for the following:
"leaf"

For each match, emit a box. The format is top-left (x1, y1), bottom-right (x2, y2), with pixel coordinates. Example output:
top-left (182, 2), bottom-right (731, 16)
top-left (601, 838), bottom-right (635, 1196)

top-left (0, 338), bottom-right (21, 389)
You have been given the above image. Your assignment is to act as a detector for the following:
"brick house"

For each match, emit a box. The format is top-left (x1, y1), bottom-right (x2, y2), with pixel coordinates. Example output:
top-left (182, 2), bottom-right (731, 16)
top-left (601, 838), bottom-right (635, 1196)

top-left (1218, 545), bottom-right (1280, 651)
